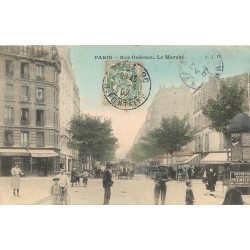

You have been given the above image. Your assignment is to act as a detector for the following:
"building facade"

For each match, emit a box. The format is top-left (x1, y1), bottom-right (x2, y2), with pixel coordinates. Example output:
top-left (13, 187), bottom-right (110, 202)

top-left (134, 84), bottom-right (193, 143)
top-left (57, 46), bottom-right (81, 172)
top-left (0, 46), bottom-right (61, 176)
top-left (193, 73), bottom-right (250, 155)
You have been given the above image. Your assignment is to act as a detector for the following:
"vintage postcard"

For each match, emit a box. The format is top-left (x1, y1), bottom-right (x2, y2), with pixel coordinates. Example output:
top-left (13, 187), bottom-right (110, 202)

top-left (0, 45), bottom-right (250, 205)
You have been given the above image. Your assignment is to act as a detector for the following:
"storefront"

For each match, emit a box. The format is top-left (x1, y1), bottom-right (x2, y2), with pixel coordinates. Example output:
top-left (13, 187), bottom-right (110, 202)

top-left (27, 149), bottom-right (60, 176)
top-left (0, 149), bottom-right (30, 176)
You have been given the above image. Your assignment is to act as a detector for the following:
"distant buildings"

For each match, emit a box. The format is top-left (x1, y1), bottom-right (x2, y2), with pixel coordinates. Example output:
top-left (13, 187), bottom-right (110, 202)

top-left (133, 73), bottom-right (250, 167)
top-left (134, 85), bottom-right (193, 144)
top-left (0, 46), bottom-right (81, 176)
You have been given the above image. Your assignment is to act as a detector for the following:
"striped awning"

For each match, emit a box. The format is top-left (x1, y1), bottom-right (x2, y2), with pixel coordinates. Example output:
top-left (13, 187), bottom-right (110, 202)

top-left (0, 148), bottom-right (30, 156)
top-left (200, 152), bottom-right (230, 164)
top-left (179, 153), bottom-right (200, 167)
top-left (27, 149), bottom-right (59, 158)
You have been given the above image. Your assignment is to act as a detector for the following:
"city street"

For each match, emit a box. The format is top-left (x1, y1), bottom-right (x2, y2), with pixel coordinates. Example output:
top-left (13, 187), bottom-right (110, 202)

top-left (1, 174), bottom-right (250, 205)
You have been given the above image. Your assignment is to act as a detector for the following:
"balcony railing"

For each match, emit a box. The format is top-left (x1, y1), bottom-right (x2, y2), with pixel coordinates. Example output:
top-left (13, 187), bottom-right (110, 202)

top-left (36, 98), bottom-right (45, 103)
top-left (21, 119), bottom-right (29, 125)
top-left (36, 141), bottom-right (44, 147)
top-left (36, 120), bottom-right (45, 127)
top-left (21, 74), bottom-right (29, 81)
top-left (6, 71), bottom-right (14, 78)
top-left (36, 76), bottom-right (44, 82)
top-left (4, 118), bottom-right (14, 125)
top-left (4, 140), bottom-right (14, 146)
top-left (5, 95), bottom-right (14, 100)
top-left (20, 142), bottom-right (29, 147)
top-left (20, 96), bottom-right (29, 102)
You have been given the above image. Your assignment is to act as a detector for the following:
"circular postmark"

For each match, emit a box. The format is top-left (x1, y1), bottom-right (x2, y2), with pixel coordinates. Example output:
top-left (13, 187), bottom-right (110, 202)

top-left (179, 48), bottom-right (224, 89)
top-left (103, 61), bottom-right (151, 110)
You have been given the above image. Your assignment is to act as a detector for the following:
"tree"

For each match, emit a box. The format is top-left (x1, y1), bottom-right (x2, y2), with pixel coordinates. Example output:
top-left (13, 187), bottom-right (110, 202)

top-left (128, 115), bottom-right (195, 164)
top-left (127, 142), bottom-right (147, 162)
top-left (158, 115), bottom-right (196, 161)
top-left (68, 114), bottom-right (118, 163)
top-left (202, 81), bottom-right (248, 134)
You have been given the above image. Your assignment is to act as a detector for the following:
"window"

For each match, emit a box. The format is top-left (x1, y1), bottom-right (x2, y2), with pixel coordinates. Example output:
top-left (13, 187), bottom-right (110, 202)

top-left (21, 86), bottom-right (29, 102)
top-left (54, 71), bottom-right (58, 83)
top-left (36, 88), bottom-right (44, 102)
top-left (36, 65), bottom-right (44, 81)
top-left (54, 133), bottom-right (59, 147)
top-left (6, 60), bottom-right (13, 78)
top-left (21, 108), bottom-right (29, 125)
top-left (36, 132), bottom-right (44, 147)
top-left (5, 84), bottom-right (13, 100)
top-left (4, 130), bottom-right (13, 146)
top-left (54, 112), bottom-right (58, 128)
top-left (36, 110), bottom-right (44, 126)
top-left (21, 132), bottom-right (29, 147)
top-left (4, 107), bottom-right (13, 125)
top-left (21, 62), bottom-right (29, 80)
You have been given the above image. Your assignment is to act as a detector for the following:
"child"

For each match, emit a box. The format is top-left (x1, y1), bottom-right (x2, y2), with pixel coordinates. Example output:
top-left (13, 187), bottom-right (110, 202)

top-left (185, 180), bottom-right (195, 205)
top-left (50, 176), bottom-right (62, 205)
top-left (82, 169), bottom-right (89, 187)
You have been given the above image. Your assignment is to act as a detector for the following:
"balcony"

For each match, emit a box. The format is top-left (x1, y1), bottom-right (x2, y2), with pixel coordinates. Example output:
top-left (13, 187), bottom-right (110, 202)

top-left (20, 96), bottom-right (29, 102)
top-left (20, 142), bottom-right (29, 147)
top-left (4, 140), bottom-right (14, 146)
top-left (4, 118), bottom-right (14, 125)
top-left (6, 71), bottom-right (14, 78)
top-left (21, 119), bottom-right (29, 125)
top-left (36, 141), bottom-right (44, 147)
top-left (36, 76), bottom-right (44, 82)
top-left (5, 95), bottom-right (14, 100)
top-left (21, 74), bottom-right (29, 81)
top-left (36, 97), bottom-right (45, 103)
top-left (36, 120), bottom-right (45, 127)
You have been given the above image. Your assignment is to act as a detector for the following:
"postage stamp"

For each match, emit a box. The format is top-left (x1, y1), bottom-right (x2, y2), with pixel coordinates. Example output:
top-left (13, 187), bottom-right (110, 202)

top-left (179, 47), bottom-right (224, 89)
top-left (102, 61), bottom-right (151, 110)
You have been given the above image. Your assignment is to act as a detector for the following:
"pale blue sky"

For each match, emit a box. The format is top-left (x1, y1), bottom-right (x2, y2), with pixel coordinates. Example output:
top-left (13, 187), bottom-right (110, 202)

top-left (70, 46), bottom-right (250, 157)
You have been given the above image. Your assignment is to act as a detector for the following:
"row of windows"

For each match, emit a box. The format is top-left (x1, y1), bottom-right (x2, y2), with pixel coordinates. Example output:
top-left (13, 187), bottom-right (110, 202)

top-left (5, 85), bottom-right (45, 102)
top-left (4, 130), bottom-right (59, 148)
top-left (4, 60), bottom-right (59, 82)
top-left (4, 107), bottom-right (59, 128)
top-left (5, 84), bottom-right (59, 105)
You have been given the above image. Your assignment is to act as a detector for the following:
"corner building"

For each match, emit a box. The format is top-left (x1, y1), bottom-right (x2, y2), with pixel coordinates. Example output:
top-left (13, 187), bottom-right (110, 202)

top-left (57, 46), bottom-right (81, 171)
top-left (0, 46), bottom-right (61, 176)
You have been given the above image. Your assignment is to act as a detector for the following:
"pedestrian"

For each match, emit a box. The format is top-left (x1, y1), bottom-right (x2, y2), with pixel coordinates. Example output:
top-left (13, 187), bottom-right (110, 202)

top-left (207, 169), bottom-right (217, 197)
top-left (154, 167), bottom-right (168, 205)
top-left (58, 167), bottom-right (70, 205)
top-left (11, 162), bottom-right (24, 197)
top-left (50, 176), bottom-right (62, 205)
top-left (185, 180), bottom-right (195, 205)
top-left (222, 181), bottom-right (244, 205)
top-left (71, 167), bottom-right (77, 187)
top-left (102, 163), bottom-right (114, 205)
top-left (82, 169), bottom-right (89, 187)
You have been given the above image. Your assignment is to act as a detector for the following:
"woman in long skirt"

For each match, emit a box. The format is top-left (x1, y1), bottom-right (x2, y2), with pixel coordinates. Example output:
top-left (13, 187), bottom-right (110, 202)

top-left (11, 163), bottom-right (24, 197)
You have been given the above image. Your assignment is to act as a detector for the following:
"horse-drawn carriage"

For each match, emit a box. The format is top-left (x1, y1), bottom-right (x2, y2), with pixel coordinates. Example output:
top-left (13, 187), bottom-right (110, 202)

top-left (117, 166), bottom-right (134, 179)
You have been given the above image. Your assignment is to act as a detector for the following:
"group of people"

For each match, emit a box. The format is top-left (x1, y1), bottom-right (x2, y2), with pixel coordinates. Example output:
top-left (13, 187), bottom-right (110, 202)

top-left (10, 162), bottom-right (245, 205)
top-left (154, 166), bottom-right (245, 205)
top-left (70, 167), bottom-right (89, 187)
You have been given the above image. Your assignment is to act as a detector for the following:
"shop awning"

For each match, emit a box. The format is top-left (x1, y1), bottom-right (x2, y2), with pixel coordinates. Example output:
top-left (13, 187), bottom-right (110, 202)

top-left (27, 149), bottom-right (59, 158)
top-left (0, 148), bottom-right (30, 156)
top-left (200, 152), bottom-right (230, 164)
top-left (179, 154), bottom-right (200, 166)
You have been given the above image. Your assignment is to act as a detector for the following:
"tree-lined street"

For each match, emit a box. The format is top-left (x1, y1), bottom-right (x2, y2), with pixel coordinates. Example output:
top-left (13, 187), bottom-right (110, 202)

top-left (1, 174), bottom-right (250, 205)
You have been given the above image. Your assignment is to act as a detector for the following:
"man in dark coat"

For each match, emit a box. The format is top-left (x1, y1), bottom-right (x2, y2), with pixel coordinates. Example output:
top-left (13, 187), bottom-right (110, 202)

top-left (207, 169), bottom-right (217, 197)
top-left (154, 167), bottom-right (168, 205)
top-left (102, 163), bottom-right (113, 205)
top-left (222, 181), bottom-right (244, 205)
